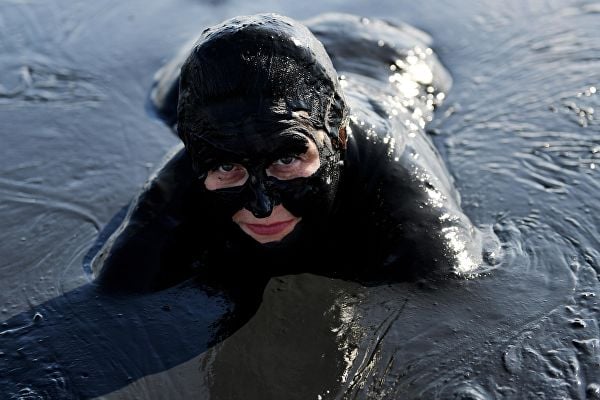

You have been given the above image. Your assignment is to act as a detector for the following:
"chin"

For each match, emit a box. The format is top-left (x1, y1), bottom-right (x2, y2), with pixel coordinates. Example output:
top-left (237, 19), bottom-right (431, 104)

top-left (253, 236), bottom-right (286, 244)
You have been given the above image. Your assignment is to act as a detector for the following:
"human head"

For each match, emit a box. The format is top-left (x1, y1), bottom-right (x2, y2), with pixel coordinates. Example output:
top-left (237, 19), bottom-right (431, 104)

top-left (177, 13), bottom-right (348, 244)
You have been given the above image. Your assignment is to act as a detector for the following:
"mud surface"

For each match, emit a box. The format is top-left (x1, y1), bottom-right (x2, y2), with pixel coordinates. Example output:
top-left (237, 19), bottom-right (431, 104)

top-left (1, 0), bottom-right (599, 399)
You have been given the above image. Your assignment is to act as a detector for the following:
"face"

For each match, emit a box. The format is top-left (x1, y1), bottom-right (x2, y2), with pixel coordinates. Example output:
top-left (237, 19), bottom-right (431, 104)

top-left (177, 14), bottom-right (349, 249)
top-left (201, 131), bottom-right (324, 243)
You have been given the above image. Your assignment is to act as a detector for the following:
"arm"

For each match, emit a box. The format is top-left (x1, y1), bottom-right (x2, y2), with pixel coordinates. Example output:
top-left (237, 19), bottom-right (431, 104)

top-left (93, 144), bottom-right (202, 292)
top-left (343, 122), bottom-right (483, 282)
top-left (341, 74), bottom-right (484, 281)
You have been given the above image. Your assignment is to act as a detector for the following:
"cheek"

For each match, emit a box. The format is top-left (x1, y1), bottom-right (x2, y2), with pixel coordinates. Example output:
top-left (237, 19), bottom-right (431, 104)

top-left (273, 171), bottom-right (340, 218)
top-left (231, 208), bottom-right (251, 223)
top-left (303, 153), bottom-right (321, 176)
top-left (203, 186), bottom-right (251, 222)
top-left (204, 167), bottom-right (248, 190)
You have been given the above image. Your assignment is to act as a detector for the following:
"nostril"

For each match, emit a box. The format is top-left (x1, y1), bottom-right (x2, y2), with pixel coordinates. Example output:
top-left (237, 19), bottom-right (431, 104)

top-left (247, 190), bottom-right (274, 218)
top-left (251, 207), bottom-right (272, 218)
top-left (249, 199), bottom-right (273, 218)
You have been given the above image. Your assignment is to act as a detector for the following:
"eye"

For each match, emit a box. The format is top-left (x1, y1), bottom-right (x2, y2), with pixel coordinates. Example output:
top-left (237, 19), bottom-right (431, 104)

top-left (266, 134), bottom-right (320, 180)
top-left (277, 156), bottom-right (296, 165)
top-left (204, 163), bottom-right (248, 190)
top-left (218, 163), bottom-right (234, 172)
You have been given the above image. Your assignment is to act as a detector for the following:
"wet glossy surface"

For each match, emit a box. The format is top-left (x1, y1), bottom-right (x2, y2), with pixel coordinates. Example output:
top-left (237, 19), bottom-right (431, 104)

top-left (1, 0), bottom-right (599, 399)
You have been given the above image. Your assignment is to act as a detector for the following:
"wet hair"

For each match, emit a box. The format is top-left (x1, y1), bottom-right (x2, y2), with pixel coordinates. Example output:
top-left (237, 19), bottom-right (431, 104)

top-left (177, 13), bottom-right (348, 152)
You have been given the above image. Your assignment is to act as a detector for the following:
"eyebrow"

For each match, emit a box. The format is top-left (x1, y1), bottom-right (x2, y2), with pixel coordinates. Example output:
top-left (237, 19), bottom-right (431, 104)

top-left (193, 131), bottom-right (311, 168)
top-left (268, 133), bottom-right (310, 156)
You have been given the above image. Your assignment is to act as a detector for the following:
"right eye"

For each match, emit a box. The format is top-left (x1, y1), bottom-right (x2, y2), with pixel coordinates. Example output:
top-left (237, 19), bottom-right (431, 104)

top-left (204, 163), bottom-right (248, 190)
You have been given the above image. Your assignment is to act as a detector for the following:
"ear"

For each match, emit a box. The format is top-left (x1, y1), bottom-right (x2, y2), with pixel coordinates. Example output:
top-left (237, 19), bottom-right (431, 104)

top-left (335, 125), bottom-right (348, 150)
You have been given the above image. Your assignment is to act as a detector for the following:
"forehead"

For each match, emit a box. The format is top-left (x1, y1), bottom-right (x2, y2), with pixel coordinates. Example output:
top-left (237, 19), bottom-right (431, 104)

top-left (190, 129), bottom-right (313, 163)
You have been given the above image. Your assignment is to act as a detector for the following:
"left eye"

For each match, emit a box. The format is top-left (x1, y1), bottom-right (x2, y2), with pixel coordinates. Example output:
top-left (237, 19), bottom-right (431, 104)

top-left (277, 156), bottom-right (296, 165)
top-left (218, 163), bottom-right (234, 172)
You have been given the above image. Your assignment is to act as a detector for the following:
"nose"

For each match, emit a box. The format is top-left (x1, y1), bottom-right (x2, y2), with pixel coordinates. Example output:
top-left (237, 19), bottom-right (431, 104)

top-left (246, 175), bottom-right (274, 218)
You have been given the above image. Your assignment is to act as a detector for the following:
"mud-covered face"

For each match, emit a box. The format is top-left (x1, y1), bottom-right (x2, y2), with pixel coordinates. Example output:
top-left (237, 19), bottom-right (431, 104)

top-left (188, 123), bottom-right (342, 243)
top-left (177, 13), bottom-right (348, 245)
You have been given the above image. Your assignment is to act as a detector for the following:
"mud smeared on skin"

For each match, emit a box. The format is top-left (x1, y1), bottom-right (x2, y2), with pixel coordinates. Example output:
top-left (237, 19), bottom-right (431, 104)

top-left (1, 1), bottom-right (599, 399)
top-left (96, 13), bottom-right (490, 294)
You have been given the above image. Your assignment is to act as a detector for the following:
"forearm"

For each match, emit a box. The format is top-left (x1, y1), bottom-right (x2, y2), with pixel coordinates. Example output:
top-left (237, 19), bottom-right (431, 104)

top-left (94, 145), bottom-right (198, 292)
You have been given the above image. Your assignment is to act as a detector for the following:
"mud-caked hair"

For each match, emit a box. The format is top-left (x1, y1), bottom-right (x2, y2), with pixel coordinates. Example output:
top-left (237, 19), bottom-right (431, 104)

top-left (177, 13), bottom-right (348, 151)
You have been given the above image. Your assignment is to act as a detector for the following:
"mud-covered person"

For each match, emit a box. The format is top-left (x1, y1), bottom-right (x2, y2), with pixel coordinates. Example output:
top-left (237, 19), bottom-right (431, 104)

top-left (94, 13), bottom-right (486, 293)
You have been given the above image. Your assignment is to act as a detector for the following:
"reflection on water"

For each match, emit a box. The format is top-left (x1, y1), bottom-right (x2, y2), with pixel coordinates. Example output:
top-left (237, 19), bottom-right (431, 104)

top-left (1, 0), bottom-right (599, 399)
top-left (314, 212), bottom-right (579, 398)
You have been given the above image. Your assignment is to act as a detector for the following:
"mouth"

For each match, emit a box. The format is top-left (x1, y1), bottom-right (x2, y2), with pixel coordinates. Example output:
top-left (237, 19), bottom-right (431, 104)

top-left (243, 219), bottom-right (297, 236)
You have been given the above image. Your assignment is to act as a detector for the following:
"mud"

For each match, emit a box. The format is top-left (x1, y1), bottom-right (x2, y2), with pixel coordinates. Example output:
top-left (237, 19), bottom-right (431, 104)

top-left (1, 0), bottom-right (599, 399)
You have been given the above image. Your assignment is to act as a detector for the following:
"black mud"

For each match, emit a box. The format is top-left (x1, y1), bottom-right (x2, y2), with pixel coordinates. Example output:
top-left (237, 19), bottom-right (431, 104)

top-left (1, 1), bottom-right (599, 399)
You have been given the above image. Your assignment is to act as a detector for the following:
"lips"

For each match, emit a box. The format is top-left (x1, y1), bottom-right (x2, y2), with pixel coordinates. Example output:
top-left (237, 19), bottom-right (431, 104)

top-left (244, 219), bottom-right (296, 236)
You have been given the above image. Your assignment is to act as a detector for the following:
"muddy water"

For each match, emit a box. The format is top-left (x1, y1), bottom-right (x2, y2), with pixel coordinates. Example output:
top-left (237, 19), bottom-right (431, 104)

top-left (1, 0), bottom-right (599, 399)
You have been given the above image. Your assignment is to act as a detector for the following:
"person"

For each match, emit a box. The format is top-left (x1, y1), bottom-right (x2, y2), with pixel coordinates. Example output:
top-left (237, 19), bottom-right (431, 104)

top-left (94, 13), bottom-right (487, 293)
